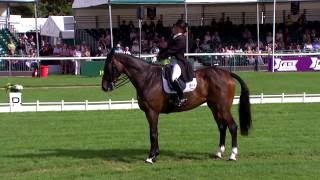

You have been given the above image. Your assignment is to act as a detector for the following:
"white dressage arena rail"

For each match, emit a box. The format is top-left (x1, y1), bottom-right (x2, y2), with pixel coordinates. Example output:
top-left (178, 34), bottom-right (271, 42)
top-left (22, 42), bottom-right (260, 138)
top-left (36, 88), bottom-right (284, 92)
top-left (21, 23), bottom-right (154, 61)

top-left (1, 93), bottom-right (320, 113)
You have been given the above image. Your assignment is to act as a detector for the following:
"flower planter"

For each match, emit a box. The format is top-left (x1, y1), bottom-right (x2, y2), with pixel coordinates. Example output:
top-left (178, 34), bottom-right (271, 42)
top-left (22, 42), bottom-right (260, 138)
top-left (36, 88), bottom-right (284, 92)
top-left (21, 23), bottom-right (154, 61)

top-left (9, 92), bottom-right (22, 107)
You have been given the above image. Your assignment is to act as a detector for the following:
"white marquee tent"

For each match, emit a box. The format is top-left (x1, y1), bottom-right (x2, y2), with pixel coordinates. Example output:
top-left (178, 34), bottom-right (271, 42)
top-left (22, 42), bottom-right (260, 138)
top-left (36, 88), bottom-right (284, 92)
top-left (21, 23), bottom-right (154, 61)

top-left (40, 16), bottom-right (74, 39)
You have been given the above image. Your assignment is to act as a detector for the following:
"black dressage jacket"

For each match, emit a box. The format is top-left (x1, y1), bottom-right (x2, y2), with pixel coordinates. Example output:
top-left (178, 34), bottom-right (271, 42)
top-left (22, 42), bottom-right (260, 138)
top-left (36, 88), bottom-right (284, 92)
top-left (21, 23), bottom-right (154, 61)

top-left (158, 34), bottom-right (193, 82)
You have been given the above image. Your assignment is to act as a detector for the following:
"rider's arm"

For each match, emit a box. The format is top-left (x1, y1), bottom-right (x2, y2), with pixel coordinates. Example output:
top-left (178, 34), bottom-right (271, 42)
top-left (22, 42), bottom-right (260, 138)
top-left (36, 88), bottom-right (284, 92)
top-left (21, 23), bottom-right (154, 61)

top-left (158, 37), bottom-right (185, 59)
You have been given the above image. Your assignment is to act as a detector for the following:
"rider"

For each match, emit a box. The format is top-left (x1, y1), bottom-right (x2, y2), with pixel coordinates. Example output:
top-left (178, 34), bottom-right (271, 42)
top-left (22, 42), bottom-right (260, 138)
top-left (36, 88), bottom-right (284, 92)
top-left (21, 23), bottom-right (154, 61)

top-left (158, 19), bottom-right (190, 107)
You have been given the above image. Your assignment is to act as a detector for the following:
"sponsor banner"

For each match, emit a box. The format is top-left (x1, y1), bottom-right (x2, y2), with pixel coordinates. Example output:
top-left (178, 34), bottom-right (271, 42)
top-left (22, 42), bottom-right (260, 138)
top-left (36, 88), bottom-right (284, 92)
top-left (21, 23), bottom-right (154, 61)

top-left (80, 61), bottom-right (104, 77)
top-left (269, 56), bottom-right (320, 72)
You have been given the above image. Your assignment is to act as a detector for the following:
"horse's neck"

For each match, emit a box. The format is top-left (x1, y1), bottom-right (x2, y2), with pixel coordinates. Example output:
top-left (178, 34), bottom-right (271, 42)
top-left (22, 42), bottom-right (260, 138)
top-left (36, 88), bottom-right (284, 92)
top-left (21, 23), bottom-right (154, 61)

top-left (119, 55), bottom-right (154, 90)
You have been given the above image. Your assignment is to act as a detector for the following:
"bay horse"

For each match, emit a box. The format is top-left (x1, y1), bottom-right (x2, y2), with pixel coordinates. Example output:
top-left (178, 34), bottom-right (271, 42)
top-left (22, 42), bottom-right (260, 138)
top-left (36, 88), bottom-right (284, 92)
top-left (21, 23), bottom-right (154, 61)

top-left (102, 50), bottom-right (252, 164)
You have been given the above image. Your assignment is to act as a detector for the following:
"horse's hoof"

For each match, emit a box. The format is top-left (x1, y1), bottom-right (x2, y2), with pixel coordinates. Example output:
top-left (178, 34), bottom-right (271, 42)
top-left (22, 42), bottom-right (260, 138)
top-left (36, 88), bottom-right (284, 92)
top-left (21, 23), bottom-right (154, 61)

top-left (228, 156), bottom-right (237, 161)
top-left (145, 157), bottom-right (155, 164)
top-left (214, 151), bottom-right (223, 159)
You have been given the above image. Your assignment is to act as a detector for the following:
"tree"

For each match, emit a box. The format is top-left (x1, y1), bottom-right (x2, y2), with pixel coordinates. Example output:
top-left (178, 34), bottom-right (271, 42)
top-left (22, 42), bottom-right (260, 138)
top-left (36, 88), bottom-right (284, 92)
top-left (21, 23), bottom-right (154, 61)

top-left (11, 0), bottom-right (73, 18)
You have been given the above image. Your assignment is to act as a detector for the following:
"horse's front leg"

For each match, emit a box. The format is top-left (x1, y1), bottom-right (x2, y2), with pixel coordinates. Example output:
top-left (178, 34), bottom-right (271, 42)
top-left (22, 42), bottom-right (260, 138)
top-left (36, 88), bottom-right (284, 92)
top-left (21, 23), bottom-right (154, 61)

top-left (144, 110), bottom-right (160, 164)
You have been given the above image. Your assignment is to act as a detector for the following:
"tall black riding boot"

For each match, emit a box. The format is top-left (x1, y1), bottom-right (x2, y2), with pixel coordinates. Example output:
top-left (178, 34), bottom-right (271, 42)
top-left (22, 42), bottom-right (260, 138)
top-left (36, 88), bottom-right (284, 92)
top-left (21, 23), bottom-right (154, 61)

top-left (172, 80), bottom-right (187, 107)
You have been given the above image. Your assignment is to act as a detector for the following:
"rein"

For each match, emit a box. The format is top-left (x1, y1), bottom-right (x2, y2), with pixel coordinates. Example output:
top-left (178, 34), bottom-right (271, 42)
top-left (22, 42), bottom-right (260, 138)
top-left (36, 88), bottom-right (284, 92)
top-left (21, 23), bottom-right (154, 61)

top-left (109, 58), bottom-right (129, 89)
top-left (115, 75), bottom-right (129, 88)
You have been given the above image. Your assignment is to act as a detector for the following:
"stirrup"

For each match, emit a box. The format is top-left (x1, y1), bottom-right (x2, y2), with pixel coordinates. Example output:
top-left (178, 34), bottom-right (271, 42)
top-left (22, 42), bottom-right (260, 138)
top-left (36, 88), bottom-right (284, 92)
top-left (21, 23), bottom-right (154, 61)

top-left (175, 98), bottom-right (187, 107)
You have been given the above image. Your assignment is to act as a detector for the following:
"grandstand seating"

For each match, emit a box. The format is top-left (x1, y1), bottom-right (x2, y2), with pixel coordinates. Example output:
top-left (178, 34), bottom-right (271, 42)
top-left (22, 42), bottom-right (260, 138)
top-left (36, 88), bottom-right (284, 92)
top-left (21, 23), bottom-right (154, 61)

top-left (0, 28), bottom-right (18, 56)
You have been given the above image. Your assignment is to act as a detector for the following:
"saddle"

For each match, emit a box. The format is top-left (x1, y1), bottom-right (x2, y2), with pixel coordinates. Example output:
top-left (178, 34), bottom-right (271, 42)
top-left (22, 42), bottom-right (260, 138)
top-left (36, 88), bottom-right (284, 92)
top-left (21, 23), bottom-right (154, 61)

top-left (162, 64), bottom-right (197, 94)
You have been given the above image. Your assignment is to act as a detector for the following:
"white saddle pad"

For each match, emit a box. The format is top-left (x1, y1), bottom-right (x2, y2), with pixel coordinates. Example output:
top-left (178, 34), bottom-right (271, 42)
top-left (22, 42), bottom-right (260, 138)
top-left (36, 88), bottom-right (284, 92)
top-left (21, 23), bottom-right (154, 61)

top-left (162, 77), bottom-right (197, 94)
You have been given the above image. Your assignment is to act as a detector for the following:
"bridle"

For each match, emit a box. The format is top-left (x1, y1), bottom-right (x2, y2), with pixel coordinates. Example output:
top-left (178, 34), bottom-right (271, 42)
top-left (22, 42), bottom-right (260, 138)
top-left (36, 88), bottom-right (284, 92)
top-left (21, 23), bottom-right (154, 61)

top-left (105, 54), bottom-right (129, 89)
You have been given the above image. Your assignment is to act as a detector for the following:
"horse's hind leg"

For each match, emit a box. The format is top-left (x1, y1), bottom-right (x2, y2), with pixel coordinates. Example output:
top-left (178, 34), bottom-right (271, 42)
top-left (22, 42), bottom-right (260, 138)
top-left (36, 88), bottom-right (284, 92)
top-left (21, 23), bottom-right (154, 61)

top-left (209, 103), bottom-right (238, 160)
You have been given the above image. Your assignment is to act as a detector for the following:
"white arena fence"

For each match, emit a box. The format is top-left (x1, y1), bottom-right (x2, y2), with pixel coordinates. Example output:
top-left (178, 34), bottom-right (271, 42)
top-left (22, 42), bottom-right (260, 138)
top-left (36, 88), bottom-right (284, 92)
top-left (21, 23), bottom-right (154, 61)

top-left (1, 93), bottom-right (320, 113)
top-left (1, 51), bottom-right (320, 75)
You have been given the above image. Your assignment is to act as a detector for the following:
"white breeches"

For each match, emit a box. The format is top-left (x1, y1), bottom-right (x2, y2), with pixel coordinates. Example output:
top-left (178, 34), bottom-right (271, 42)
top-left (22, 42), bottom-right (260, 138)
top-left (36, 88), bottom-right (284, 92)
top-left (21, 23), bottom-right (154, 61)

top-left (171, 61), bottom-right (182, 82)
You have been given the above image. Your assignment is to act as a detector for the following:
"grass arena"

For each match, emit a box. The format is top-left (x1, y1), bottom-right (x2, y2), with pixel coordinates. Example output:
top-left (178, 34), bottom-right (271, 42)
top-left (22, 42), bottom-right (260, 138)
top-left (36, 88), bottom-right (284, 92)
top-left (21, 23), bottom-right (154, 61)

top-left (1, 72), bottom-right (320, 179)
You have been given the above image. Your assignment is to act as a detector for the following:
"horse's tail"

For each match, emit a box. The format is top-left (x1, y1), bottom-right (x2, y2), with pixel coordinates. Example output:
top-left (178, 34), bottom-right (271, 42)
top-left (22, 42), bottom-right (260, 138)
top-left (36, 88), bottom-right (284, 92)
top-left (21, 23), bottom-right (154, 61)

top-left (230, 73), bottom-right (252, 136)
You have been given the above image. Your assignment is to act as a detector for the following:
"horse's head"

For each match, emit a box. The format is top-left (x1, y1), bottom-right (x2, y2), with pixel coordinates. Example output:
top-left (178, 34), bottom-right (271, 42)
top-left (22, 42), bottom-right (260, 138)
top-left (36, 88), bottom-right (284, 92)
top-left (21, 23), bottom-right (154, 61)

top-left (102, 49), bottom-right (123, 92)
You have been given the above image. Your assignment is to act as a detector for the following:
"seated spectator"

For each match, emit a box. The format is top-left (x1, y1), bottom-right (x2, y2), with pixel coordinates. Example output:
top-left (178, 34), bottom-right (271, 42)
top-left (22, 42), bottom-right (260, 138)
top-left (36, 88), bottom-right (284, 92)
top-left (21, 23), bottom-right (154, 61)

top-left (276, 30), bottom-right (284, 43)
top-left (303, 29), bottom-right (311, 43)
top-left (204, 31), bottom-right (211, 43)
top-left (105, 30), bottom-right (111, 48)
top-left (312, 38), bottom-right (320, 50)
top-left (234, 45), bottom-right (243, 53)
top-left (96, 46), bottom-right (104, 57)
top-left (245, 39), bottom-right (256, 49)
top-left (266, 32), bottom-right (273, 44)
top-left (192, 38), bottom-right (202, 53)
top-left (53, 44), bottom-right (62, 56)
top-left (200, 40), bottom-right (211, 52)
top-left (129, 29), bottom-right (138, 41)
top-left (242, 28), bottom-right (252, 40)
top-left (211, 31), bottom-right (221, 44)
top-left (311, 29), bottom-right (317, 40)
top-left (304, 39), bottom-right (313, 51)
top-left (246, 46), bottom-right (255, 65)
top-left (159, 36), bottom-right (168, 49)
top-left (131, 40), bottom-right (139, 54)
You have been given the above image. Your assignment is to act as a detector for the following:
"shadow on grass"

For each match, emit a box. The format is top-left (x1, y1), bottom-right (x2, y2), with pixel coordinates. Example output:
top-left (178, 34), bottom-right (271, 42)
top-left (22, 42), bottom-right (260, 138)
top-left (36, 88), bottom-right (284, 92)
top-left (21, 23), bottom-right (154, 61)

top-left (5, 148), bottom-right (211, 163)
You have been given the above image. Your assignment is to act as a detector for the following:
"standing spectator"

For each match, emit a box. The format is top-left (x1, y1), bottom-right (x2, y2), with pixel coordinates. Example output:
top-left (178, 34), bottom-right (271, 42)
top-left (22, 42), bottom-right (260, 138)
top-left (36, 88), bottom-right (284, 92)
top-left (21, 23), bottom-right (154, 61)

top-left (7, 39), bottom-right (16, 56)
top-left (156, 20), bottom-right (164, 35)
top-left (128, 20), bottom-right (135, 30)
top-left (73, 45), bottom-right (82, 75)
top-left (115, 43), bottom-right (123, 53)
top-left (123, 46), bottom-right (131, 55)
top-left (285, 14), bottom-right (293, 26)
top-left (84, 47), bottom-right (91, 58)
top-left (150, 42), bottom-right (160, 63)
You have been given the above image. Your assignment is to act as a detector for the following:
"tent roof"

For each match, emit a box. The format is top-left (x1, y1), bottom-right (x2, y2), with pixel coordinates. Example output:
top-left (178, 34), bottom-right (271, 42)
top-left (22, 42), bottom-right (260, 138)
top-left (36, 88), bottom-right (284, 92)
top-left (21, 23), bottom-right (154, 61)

top-left (73, 0), bottom-right (316, 8)
top-left (40, 16), bottom-right (74, 39)
top-left (185, 0), bottom-right (310, 3)
top-left (0, 0), bottom-right (37, 2)
top-left (111, 0), bottom-right (185, 4)
top-left (72, 0), bottom-right (184, 8)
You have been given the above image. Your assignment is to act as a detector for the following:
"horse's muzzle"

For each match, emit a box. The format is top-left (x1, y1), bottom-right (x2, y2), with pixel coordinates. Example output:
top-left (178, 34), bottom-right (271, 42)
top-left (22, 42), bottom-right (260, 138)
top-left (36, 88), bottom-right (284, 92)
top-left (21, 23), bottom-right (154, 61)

top-left (102, 81), bottom-right (114, 92)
